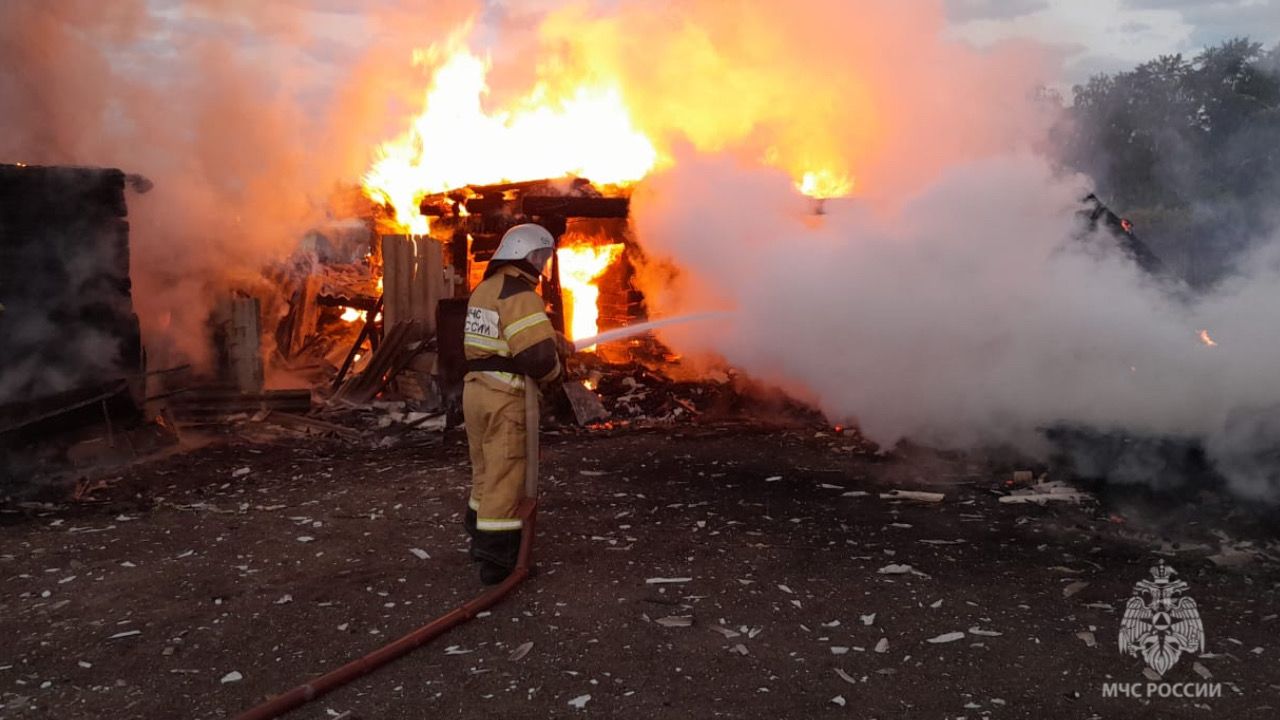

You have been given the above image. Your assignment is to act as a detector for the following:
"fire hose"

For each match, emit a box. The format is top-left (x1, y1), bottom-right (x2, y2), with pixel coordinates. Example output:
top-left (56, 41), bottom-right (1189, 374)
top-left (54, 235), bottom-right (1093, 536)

top-left (235, 313), bottom-right (726, 718)
top-left (570, 311), bottom-right (730, 352)
top-left (232, 381), bottom-right (544, 720)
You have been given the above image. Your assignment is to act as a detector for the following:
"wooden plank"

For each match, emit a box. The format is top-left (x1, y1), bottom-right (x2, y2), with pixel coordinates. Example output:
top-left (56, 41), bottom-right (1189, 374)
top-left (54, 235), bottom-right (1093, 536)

top-left (333, 320), bottom-right (417, 404)
top-left (213, 296), bottom-right (264, 392)
top-left (384, 234), bottom-right (443, 335)
top-left (288, 274), bottom-right (321, 358)
top-left (365, 322), bottom-right (425, 401)
top-left (414, 237), bottom-right (443, 335)
top-left (331, 295), bottom-right (383, 391)
top-left (563, 382), bottom-right (609, 425)
top-left (381, 235), bottom-right (407, 329)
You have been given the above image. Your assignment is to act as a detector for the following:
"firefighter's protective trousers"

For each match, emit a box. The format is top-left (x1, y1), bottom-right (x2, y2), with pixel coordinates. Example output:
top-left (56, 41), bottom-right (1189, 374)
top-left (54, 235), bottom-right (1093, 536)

top-left (461, 262), bottom-right (561, 569)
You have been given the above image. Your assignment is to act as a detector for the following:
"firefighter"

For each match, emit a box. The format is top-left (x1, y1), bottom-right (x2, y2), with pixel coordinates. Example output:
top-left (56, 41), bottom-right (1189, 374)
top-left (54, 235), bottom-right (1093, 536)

top-left (462, 223), bottom-right (567, 584)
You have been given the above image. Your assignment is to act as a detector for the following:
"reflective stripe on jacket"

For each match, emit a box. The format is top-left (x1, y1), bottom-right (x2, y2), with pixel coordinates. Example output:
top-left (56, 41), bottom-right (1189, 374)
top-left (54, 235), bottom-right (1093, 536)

top-left (463, 263), bottom-right (561, 393)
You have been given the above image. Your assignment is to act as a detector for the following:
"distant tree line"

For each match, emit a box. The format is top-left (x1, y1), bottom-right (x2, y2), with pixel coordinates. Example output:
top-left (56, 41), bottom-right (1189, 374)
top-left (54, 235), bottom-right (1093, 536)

top-left (1058, 38), bottom-right (1280, 285)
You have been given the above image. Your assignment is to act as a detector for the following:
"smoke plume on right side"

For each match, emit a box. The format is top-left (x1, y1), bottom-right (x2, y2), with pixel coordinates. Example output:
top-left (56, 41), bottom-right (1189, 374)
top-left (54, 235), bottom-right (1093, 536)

top-left (635, 150), bottom-right (1280, 499)
top-left (600, 2), bottom-right (1280, 500)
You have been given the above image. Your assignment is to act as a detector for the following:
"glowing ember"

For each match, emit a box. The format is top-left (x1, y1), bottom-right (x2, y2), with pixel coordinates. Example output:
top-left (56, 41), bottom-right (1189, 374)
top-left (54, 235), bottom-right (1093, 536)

top-left (582, 378), bottom-right (598, 391)
top-left (340, 307), bottom-right (367, 323)
top-left (558, 243), bottom-right (624, 348)
top-left (1198, 329), bottom-right (1218, 347)
top-left (362, 31), bottom-right (658, 233)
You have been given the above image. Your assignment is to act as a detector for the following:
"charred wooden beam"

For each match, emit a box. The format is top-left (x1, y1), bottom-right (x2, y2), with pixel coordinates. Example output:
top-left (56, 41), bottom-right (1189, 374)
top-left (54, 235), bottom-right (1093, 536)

top-left (0, 380), bottom-right (135, 438)
top-left (168, 388), bottom-right (312, 421)
top-left (465, 177), bottom-right (592, 196)
top-left (546, 242), bottom-right (566, 335)
top-left (520, 196), bottom-right (629, 218)
top-left (418, 178), bottom-right (608, 217)
top-left (315, 294), bottom-right (380, 312)
top-left (1080, 194), bottom-right (1163, 275)
top-left (332, 295), bottom-right (384, 391)
top-left (468, 232), bottom-right (503, 261)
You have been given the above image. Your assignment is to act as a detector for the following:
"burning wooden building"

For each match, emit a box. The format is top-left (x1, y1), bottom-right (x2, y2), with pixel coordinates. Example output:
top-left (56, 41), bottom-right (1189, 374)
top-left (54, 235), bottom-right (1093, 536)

top-left (262, 175), bottom-right (648, 421)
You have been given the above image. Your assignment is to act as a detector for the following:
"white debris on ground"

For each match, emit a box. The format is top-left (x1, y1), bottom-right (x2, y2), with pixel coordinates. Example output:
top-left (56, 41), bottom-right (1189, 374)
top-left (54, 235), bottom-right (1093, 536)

top-left (880, 490), bottom-right (945, 503)
top-left (3, 417), bottom-right (1276, 718)
top-left (508, 642), bottom-right (533, 662)
top-left (998, 479), bottom-right (1094, 504)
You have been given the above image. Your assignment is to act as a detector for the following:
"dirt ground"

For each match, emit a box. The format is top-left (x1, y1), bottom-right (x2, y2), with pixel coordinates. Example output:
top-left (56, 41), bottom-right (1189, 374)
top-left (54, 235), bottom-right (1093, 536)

top-left (2, 421), bottom-right (1278, 719)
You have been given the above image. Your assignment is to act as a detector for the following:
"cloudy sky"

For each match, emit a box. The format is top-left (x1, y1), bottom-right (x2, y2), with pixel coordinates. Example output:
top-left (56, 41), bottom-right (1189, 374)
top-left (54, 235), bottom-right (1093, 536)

top-left (141, 0), bottom-right (1280, 105)
top-left (946, 0), bottom-right (1280, 84)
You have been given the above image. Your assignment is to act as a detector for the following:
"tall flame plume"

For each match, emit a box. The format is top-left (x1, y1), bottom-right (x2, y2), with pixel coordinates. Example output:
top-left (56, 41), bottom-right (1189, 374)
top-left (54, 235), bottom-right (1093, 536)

top-left (361, 20), bottom-right (862, 232)
top-left (362, 30), bottom-right (658, 234)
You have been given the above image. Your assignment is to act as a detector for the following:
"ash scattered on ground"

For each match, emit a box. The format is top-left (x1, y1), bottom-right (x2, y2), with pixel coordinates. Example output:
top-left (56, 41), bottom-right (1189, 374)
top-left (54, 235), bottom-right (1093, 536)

top-left (2, 420), bottom-right (1278, 719)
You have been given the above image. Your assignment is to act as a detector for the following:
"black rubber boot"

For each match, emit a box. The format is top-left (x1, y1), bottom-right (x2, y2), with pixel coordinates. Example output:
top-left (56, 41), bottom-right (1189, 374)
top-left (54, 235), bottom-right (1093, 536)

top-left (479, 559), bottom-right (513, 585)
top-left (474, 529), bottom-right (520, 584)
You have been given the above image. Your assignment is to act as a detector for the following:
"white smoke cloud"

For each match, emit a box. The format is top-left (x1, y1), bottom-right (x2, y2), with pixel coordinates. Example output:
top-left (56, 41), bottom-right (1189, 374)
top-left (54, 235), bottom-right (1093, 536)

top-left (633, 150), bottom-right (1280, 499)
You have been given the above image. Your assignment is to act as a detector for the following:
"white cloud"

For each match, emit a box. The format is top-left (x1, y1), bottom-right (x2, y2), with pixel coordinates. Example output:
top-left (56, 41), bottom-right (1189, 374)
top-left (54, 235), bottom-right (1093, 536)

top-left (949, 0), bottom-right (1279, 86)
top-left (1125, 0), bottom-right (1280, 48)
top-left (950, 0), bottom-right (1195, 82)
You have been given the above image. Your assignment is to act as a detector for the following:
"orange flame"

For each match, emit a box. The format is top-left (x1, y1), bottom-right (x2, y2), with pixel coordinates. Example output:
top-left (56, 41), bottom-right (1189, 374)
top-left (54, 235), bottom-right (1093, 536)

top-left (361, 22), bottom-right (862, 232)
top-left (799, 169), bottom-right (854, 199)
top-left (340, 307), bottom-right (366, 324)
top-left (1198, 329), bottom-right (1218, 347)
top-left (363, 29), bottom-right (658, 233)
top-left (558, 243), bottom-right (624, 347)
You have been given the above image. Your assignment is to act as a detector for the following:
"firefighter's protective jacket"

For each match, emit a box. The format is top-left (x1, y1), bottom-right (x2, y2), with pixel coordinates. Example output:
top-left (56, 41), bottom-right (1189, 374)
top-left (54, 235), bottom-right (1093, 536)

top-left (462, 262), bottom-right (561, 392)
top-left (461, 261), bottom-right (560, 565)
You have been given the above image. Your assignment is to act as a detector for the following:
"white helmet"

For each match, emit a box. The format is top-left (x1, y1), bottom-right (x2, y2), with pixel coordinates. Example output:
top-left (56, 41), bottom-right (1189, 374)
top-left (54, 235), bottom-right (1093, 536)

top-left (492, 223), bottom-right (555, 261)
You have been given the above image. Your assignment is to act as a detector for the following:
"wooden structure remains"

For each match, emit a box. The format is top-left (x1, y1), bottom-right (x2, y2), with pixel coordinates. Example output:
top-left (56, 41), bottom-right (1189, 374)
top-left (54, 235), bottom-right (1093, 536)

top-left (332, 319), bottom-right (427, 405)
top-left (0, 164), bottom-right (144, 405)
top-left (0, 164), bottom-right (150, 486)
top-left (380, 234), bottom-right (445, 335)
top-left (212, 295), bottom-right (264, 393)
top-left (418, 177), bottom-right (633, 335)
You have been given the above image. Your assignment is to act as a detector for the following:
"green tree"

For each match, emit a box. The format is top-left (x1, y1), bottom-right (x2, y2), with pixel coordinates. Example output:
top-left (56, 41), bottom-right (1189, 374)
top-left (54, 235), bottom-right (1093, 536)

top-left (1063, 38), bottom-right (1280, 285)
